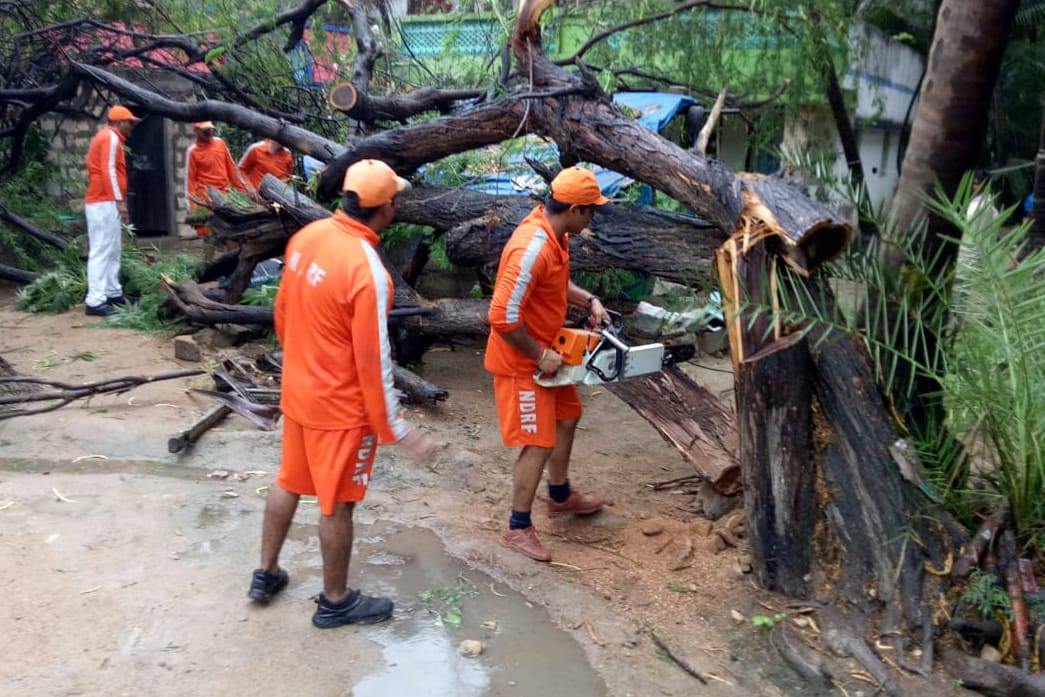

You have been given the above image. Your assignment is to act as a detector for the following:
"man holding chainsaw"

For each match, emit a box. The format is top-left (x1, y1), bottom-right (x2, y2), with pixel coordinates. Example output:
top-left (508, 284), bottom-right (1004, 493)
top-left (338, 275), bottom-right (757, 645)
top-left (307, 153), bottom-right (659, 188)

top-left (485, 166), bottom-right (612, 562)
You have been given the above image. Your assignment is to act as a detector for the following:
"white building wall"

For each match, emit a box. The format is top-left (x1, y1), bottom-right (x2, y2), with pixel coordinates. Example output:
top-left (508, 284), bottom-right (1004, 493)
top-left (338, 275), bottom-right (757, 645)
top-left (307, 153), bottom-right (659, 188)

top-left (845, 23), bottom-right (924, 125)
top-left (785, 22), bottom-right (923, 215)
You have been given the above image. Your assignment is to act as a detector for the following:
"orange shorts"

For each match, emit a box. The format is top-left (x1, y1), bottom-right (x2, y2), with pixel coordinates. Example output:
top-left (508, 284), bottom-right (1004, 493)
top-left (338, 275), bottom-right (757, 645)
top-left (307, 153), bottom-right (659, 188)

top-left (492, 374), bottom-right (582, 448)
top-left (276, 415), bottom-right (377, 515)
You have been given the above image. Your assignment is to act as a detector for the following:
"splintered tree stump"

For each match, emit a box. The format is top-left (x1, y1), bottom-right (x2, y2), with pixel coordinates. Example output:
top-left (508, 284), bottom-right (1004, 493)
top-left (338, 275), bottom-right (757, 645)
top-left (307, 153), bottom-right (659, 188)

top-left (737, 333), bottom-right (815, 596)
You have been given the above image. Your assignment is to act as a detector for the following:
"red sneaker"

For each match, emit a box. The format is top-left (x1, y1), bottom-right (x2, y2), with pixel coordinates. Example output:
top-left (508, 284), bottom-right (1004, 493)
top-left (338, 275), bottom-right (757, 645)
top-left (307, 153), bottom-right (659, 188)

top-left (499, 526), bottom-right (551, 562)
top-left (547, 490), bottom-right (605, 518)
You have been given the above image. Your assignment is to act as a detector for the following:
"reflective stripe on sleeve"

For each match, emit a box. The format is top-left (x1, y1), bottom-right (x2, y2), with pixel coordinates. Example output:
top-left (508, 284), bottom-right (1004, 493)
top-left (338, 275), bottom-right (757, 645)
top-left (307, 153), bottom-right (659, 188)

top-left (360, 239), bottom-right (410, 441)
top-left (504, 228), bottom-right (548, 324)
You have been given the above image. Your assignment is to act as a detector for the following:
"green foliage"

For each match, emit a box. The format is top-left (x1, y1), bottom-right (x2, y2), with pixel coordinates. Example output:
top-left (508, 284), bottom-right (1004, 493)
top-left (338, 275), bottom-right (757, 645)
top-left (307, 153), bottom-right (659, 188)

top-left (242, 284), bottom-right (278, 307)
top-left (573, 268), bottom-right (654, 303)
top-left (16, 250), bottom-right (87, 314)
top-left (106, 246), bottom-right (199, 332)
top-left (417, 575), bottom-right (479, 628)
top-left (924, 179), bottom-right (1045, 552)
top-left (382, 222), bottom-right (456, 272)
top-left (0, 126), bottom-right (76, 271)
top-left (751, 613), bottom-right (786, 628)
top-left (960, 570), bottom-right (1012, 620)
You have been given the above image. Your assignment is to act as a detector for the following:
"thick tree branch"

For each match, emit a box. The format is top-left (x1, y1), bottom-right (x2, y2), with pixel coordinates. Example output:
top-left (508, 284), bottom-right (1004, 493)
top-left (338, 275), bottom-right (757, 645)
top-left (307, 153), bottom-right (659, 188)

top-left (69, 62), bottom-right (346, 161)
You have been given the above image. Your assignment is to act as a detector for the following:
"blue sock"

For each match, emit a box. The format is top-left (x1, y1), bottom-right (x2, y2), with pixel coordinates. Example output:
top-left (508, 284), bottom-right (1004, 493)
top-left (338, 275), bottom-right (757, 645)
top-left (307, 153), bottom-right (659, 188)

top-left (548, 480), bottom-right (571, 503)
top-left (509, 510), bottom-right (532, 530)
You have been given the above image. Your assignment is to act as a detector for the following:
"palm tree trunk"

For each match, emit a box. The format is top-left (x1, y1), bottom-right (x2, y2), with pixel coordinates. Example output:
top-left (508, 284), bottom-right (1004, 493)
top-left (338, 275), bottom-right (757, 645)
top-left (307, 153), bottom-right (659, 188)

top-left (879, 0), bottom-right (1018, 449)
top-left (888, 0), bottom-right (1019, 266)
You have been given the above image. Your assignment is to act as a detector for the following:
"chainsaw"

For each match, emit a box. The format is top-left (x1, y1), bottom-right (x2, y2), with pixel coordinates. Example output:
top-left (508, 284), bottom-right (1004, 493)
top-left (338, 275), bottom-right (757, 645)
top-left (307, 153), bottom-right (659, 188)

top-left (534, 310), bottom-right (695, 387)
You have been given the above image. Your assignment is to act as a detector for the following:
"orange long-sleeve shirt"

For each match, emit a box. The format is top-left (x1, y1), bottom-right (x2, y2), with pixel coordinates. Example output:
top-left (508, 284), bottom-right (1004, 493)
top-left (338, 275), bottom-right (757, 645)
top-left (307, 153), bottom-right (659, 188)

top-left (84, 125), bottom-right (127, 204)
top-left (484, 205), bottom-right (571, 377)
top-left (185, 137), bottom-right (245, 207)
top-left (275, 210), bottom-right (409, 442)
top-left (238, 140), bottom-right (294, 189)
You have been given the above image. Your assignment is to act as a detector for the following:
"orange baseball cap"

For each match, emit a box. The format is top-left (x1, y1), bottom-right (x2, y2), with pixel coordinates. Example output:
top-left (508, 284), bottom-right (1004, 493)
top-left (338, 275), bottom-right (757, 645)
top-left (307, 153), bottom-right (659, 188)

top-left (550, 167), bottom-right (609, 206)
top-left (192, 121), bottom-right (215, 130)
top-left (342, 159), bottom-right (410, 207)
top-left (108, 105), bottom-right (140, 122)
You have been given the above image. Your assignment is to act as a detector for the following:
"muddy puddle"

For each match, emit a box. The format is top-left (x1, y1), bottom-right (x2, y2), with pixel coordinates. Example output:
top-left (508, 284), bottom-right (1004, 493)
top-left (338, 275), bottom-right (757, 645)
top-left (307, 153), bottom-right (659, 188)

top-left (289, 522), bottom-right (609, 697)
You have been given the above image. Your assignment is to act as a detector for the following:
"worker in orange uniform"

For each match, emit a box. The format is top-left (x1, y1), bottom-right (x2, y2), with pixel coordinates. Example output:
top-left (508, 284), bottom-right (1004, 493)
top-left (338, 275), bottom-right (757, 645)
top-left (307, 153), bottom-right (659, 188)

top-left (485, 166), bottom-right (612, 562)
top-left (83, 105), bottom-right (140, 317)
top-left (247, 159), bottom-right (435, 628)
top-left (184, 121), bottom-right (246, 236)
top-left (237, 138), bottom-right (294, 191)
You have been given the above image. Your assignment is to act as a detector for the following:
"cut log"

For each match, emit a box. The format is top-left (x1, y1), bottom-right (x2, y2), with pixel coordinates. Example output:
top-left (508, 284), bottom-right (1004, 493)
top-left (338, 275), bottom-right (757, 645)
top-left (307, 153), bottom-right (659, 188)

top-left (392, 364), bottom-right (448, 404)
top-left (605, 365), bottom-right (739, 495)
top-left (213, 178), bottom-right (726, 293)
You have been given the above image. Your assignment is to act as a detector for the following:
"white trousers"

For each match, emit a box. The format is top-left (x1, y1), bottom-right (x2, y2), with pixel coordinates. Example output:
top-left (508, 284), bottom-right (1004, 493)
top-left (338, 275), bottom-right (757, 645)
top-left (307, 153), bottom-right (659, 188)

top-left (84, 201), bottom-right (123, 307)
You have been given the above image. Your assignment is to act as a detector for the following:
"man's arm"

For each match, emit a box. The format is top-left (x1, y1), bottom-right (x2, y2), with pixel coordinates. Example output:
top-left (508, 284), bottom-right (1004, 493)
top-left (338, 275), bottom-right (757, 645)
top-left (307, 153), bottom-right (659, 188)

top-left (498, 324), bottom-right (562, 375)
top-left (237, 144), bottom-right (257, 189)
top-left (567, 280), bottom-right (610, 326)
top-left (351, 246), bottom-right (412, 445)
top-left (185, 146), bottom-right (197, 207)
top-left (221, 141), bottom-right (248, 192)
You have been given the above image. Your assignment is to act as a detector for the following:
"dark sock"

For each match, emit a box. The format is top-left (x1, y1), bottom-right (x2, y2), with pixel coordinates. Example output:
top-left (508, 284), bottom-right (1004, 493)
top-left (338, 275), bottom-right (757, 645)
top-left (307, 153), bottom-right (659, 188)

top-left (548, 480), bottom-right (571, 503)
top-left (508, 510), bottom-right (532, 530)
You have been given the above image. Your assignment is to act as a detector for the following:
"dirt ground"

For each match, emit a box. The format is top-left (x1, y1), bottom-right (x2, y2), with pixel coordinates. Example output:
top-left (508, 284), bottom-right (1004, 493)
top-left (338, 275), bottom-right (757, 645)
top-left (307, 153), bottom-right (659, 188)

top-left (0, 286), bottom-right (967, 697)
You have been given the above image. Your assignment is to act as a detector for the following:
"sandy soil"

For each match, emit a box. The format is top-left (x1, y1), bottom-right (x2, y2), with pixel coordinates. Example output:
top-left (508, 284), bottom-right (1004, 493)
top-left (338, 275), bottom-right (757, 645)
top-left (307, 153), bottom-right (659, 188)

top-left (0, 287), bottom-right (959, 697)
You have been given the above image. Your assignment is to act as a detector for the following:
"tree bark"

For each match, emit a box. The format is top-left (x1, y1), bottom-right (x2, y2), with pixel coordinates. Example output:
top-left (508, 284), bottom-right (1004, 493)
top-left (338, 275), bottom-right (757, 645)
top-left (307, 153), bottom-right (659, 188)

top-left (605, 366), bottom-right (739, 495)
top-left (717, 227), bottom-right (950, 624)
top-left (737, 333), bottom-right (815, 596)
top-left (887, 0), bottom-right (1019, 267)
top-left (0, 263), bottom-right (39, 284)
top-left (0, 206), bottom-right (70, 250)
top-left (395, 185), bottom-right (726, 283)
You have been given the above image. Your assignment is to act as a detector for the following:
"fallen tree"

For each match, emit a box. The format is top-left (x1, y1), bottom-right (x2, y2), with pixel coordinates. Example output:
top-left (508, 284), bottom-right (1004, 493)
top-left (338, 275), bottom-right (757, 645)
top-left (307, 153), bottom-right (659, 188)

top-left (1, 0), bottom-right (1030, 691)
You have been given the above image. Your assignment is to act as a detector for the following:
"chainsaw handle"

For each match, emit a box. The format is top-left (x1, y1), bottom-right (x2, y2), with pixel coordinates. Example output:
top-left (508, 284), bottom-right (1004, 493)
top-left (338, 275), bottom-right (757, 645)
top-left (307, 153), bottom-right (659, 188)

top-left (568, 308), bottom-right (623, 331)
top-left (533, 368), bottom-right (571, 387)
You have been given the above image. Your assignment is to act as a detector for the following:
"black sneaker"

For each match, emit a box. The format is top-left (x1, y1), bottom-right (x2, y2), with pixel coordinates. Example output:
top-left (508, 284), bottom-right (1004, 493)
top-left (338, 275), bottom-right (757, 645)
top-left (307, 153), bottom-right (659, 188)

top-left (106, 294), bottom-right (129, 307)
top-left (247, 568), bottom-right (289, 603)
top-left (312, 589), bottom-right (394, 628)
top-left (85, 303), bottom-right (114, 317)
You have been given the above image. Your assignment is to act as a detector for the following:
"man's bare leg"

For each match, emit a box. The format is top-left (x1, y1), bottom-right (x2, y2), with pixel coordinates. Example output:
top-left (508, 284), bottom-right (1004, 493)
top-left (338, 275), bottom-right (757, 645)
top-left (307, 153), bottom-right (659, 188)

top-left (546, 417), bottom-right (579, 486)
top-left (319, 502), bottom-right (355, 603)
top-left (259, 483), bottom-right (299, 573)
top-left (512, 444), bottom-right (552, 511)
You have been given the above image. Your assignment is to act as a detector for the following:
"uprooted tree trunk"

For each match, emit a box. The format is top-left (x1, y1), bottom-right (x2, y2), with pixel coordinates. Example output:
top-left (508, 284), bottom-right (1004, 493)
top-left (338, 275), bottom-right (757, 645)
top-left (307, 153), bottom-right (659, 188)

top-left (717, 229), bottom-right (954, 626)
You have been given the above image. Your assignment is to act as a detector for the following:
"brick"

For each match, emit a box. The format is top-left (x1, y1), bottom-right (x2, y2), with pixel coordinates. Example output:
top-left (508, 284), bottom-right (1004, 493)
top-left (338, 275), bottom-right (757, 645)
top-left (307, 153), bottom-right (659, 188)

top-left (174, 334), bottom-right (202, 362)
